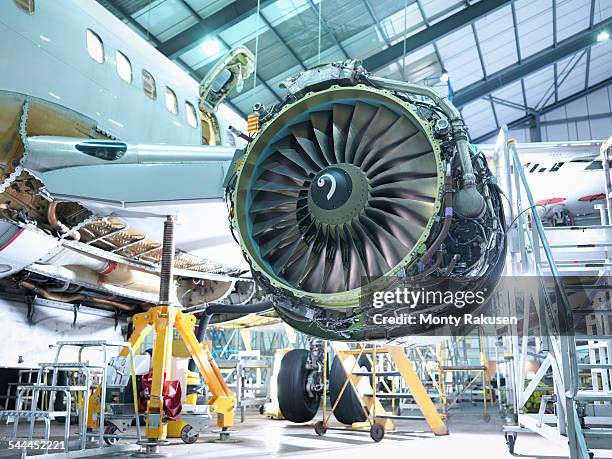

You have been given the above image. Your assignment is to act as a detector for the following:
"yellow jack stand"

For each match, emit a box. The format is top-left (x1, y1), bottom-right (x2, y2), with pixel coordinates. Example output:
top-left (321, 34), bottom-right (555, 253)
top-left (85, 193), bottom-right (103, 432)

top-left (87, 216), bottom-right (235, 451)
top-left (87, 306), bottom-right (236, 442)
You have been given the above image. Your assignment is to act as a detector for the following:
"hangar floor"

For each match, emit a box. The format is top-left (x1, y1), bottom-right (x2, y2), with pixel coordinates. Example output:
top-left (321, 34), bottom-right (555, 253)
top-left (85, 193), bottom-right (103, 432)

top-left (3, 406), bottom-right (605, 459)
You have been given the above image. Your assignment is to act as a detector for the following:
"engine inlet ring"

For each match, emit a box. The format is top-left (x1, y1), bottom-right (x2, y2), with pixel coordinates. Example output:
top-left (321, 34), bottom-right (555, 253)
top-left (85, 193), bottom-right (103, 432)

top-left (232, 85), bottom-right (444, 308)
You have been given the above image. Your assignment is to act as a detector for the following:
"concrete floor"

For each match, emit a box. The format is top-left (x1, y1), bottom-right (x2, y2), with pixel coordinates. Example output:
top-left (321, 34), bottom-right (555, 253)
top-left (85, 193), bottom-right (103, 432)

top-left (1, 406), bottom-right (611, 459)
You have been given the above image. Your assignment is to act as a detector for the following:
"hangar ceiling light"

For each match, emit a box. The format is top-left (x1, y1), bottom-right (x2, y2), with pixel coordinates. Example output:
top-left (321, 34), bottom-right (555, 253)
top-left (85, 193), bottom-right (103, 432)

top-left (202, 38), bottom-right (222, 56)
top-left (596, 31), bottom-right (610, 42)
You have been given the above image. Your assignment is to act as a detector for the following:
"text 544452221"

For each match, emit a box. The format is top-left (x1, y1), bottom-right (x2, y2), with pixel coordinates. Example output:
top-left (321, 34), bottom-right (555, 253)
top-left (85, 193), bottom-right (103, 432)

top-left (7, 440), bottom-right (65, 450)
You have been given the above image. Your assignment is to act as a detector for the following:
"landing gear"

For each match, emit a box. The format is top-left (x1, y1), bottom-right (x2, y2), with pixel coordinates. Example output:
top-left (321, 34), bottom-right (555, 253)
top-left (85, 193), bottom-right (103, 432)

top-left (369, 422), bottom-right (385, 442)
top-left (277, 349), bottom-right (321, 423)
top-left (329, 355), bottom-right (370, 425)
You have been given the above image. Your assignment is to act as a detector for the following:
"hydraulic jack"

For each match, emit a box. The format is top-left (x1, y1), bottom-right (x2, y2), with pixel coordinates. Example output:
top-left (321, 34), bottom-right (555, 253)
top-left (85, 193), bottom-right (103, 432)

top-left (87, 216), bottom-right (236, 455)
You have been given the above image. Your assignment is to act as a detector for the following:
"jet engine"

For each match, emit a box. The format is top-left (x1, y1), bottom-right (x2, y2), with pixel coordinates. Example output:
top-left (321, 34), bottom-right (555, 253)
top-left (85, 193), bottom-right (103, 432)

top-left (227, 60), bottom-right (506, 341)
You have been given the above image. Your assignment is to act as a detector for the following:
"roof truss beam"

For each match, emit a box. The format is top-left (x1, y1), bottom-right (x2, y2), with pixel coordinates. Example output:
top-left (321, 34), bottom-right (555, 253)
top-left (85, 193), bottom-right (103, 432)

top-left (453, 17), bottom-right (612, 107)
top-left (471, 77), bottom-right (612, 143)
top-left (362, 0), bottom-right (513, 72)
top-left (157, 0), bottom-right (277, 59)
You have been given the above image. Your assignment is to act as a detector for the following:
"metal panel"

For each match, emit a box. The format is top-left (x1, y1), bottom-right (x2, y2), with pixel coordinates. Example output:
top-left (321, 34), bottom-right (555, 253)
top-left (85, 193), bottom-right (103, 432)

top-left (588, 40), bottom-right (612, 86)
top-left (436, 25), bottom-right (483, 90)
top-left (475, 5), bottom-right (518, 75)
top-left (557, 0), bottom-right (591, 42)
top-left (514, 0), bottom-right (554, 58)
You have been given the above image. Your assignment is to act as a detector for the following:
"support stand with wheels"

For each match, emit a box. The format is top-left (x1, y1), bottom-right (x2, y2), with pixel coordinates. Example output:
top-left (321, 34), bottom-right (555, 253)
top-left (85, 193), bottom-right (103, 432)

top-left (315, 341), bottom-right (448, 442)
top-left (84, 216), bottom-right (236, 455)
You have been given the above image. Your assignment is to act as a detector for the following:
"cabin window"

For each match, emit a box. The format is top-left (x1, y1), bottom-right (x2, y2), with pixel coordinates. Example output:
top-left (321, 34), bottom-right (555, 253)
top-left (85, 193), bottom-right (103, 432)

top-left (165, 87), bottom-right (178, 115)
top-left (185, 102), bottom-right (198, 128)
top-left (86, 30), bottom-right (104, 64)
top-left (14, 0), bottom-right (35, 14)
top-left (142, 70), bottom-right (157, 100)
top-left (115, 51), bottom-right (132, 83)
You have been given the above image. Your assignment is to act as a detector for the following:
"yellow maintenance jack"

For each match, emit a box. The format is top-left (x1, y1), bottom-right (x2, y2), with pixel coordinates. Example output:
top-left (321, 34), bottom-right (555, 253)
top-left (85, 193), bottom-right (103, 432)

top-left (87, 216), bottom-right (236, 456)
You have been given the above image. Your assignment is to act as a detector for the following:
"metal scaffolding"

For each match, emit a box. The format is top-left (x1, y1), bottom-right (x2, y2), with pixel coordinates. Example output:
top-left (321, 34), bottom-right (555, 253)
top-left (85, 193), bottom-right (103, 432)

top-left (494, 126), bottom-right (612, 458)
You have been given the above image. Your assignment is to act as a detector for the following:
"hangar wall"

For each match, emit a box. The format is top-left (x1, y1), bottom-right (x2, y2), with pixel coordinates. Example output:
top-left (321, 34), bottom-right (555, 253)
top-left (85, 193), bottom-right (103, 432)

top-left (0, 298), bottom-right (127, 367)
top-left (480, 82), bottom-right (612, 143)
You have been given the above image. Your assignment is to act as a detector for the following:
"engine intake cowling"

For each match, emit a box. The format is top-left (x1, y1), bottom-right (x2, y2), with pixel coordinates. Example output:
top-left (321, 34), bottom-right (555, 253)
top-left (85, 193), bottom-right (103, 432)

top-left (229, 61), bottom-right (506, 340)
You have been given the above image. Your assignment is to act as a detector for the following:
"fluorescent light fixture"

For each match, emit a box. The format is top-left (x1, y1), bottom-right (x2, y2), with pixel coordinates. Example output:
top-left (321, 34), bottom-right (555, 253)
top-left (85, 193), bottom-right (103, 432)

top-left (202, 38), bottom-right (222, 55)
top-left (440, 69), bottom-right (450, 82)
top-left (597, 30), bottom-right (609, 42)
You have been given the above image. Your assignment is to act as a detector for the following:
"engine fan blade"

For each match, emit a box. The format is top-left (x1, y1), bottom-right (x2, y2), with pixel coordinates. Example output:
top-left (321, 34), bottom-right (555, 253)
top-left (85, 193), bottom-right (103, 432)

top-left (369, 197), bottom-right (433, 227)
top-left (359, 214), bottom-right (409, 267)
top-left (300, 230), bottom-right (329, 292)
top-left (283, 241), bottom-right (315, 284)
top-left (360, 117), bottom-right (419, 171)
top-left (310, 111), bottom-right (336, 165)
top-left (370, 177), bottom-right (438, 202)
top-left (259, 227), bottom-right (300, 257)
top-left (252, 213), bottom-right (295, 237)
top-left (365, 133), bottom-right (433, 178)
top-left (332, 104), bottom-right (353, 163)
top-left (322, 227), bottom-right (346, 293)
top-left (364, 207), bottom-right (423, 249)
top-left (273, 143), bottom-right (320, 176)
top-left (343, 226), bottom-right (368, 289)
top-left (265, 160), bottom-right (311, 182)
top-left (345, 102), bottom-right (377, 164)
top-left (369, 157), bottom-right (438, 187)
top-left (270, 236), bottom-right (306, 273)
top-left (353, 106), bottom-right (398, 167)
top-left (350, 220), bottom-right (390, 278)
top-left (252, 177), bottom-right (305, 193)
top-left (290, 123), bottom-right (327, 170)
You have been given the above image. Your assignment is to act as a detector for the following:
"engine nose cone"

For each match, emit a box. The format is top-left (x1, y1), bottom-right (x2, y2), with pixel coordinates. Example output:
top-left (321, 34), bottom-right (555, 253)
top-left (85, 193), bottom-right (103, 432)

top-left (310, 167), bottom-right (352, 210)
top-left (307, 164), bottom-right (369, 226)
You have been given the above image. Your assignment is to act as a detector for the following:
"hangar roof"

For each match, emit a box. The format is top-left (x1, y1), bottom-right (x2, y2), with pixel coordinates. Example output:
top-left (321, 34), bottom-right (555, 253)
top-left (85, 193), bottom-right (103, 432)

top-left (97, 0), bottom-right (611, 142)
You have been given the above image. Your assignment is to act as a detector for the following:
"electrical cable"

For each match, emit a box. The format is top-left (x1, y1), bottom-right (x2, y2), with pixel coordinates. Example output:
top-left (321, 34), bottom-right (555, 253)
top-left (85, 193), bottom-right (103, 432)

top-left (317, 0), bottom-right (322, 65)
top-left (506, 204), bottom-right (547, 233)
top-left (253, 0), bottom-right (261, 90)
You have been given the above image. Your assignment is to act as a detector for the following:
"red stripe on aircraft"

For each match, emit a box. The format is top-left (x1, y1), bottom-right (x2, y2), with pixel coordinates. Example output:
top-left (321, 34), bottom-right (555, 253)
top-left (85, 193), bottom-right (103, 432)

top-left (0, 228), bottom-right (24, 251)
top-left (535, 197), bottom-right (566, 205)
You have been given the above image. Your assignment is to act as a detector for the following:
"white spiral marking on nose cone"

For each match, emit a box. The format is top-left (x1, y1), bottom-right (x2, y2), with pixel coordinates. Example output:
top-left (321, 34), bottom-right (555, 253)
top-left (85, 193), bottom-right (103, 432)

top-left (317, 173), bottom-right (337, 201)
